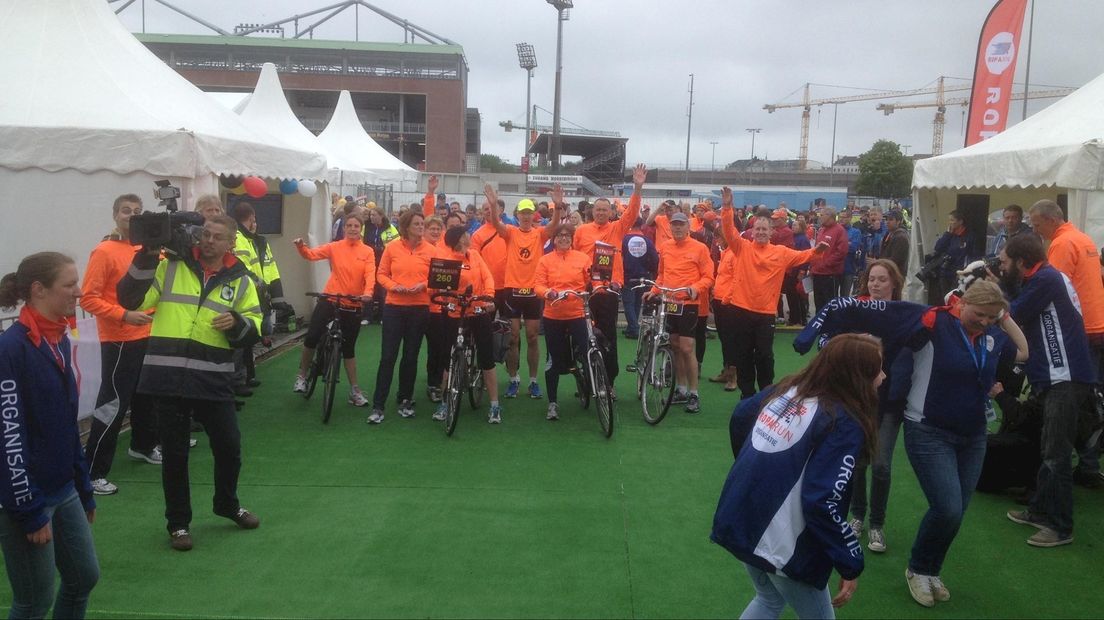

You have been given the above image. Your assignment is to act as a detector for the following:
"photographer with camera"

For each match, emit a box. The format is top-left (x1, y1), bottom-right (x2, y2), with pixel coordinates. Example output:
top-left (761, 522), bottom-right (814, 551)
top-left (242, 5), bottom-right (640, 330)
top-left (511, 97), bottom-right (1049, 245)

top-left (118, 209), bottom-right (263, 552)
top-left (921, 211), bottom-right (979, 305)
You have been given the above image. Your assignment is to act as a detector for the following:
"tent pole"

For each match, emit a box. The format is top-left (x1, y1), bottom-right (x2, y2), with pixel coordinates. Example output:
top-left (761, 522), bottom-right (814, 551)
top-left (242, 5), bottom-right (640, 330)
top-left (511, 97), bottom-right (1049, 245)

top-left (1021, 0), bottom-right (1035, 121)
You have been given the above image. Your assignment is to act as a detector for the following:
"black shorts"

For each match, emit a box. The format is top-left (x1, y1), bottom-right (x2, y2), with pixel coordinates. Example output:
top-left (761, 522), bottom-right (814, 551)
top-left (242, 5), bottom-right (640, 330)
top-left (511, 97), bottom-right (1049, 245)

top-left (493, 289), bottom-right (511, 321)
top-left (304, 299), bottom-right (362, 359)
top-left (664, 303), bottom-right (700, 338)
top-left (441, 313), bottom-right (496, 371)
top-left (504, 287), bottom-right (543, 320)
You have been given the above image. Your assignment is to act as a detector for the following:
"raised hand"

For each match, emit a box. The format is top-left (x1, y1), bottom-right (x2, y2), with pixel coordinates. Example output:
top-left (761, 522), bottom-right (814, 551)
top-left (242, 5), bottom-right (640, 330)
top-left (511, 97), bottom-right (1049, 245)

top-left (721, 186), bottom-right (734, 207)
top-left (550, 183), bottom-right (565, 207)
top-left (483, 183), bottom-right (498, 207)
top-left (427, 175), bottom-right (439, 195)
top-left (632, 163), bottom-right (648, 190)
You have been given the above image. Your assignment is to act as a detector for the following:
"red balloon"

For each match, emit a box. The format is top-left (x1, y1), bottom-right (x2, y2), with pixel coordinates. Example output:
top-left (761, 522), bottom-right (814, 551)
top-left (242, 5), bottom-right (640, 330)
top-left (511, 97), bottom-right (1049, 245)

top-left (243, 176), bottom-right (267, 198)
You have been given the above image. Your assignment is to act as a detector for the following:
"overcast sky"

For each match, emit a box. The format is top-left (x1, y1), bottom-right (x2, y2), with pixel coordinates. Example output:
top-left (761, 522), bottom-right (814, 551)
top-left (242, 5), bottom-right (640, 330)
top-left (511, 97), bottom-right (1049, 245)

top-left (115, 0), bottom-right (1104, 169)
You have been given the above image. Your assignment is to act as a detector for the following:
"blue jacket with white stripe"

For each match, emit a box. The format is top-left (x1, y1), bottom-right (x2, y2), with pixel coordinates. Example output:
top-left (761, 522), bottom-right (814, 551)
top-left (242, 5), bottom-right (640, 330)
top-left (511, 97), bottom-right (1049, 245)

top-left (1010, 263), bottom-right (1095, 390)
top-left (712, 387), bottom-right (865, 590)
top-left (0, 322), bottom-right (95, 534)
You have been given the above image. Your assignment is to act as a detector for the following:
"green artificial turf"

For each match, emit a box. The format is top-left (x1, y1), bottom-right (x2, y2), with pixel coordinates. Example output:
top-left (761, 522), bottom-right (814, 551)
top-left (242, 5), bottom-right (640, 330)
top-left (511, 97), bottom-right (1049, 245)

top-left (3, 330), bottom-right (1102, 618)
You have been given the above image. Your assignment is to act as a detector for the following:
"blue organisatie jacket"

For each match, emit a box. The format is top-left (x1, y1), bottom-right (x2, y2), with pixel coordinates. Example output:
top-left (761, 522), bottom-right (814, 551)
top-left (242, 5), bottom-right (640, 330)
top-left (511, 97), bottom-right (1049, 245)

top-left (0, 322), bottom-right (95, 533)
top-left (711, 387), bottom-right (865, 590)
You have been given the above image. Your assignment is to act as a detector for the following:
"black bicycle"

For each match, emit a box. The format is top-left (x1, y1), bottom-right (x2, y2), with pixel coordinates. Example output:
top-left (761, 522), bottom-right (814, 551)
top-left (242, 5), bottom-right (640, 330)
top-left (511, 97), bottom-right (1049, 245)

top-left (551, 286), bottom-right (617, 438)
top-left (303, 292), bottom-right (363, 424)
top-left (432, 286), bottom-right (496, 436)
top-left (629, 280), bottom-right (690, 425)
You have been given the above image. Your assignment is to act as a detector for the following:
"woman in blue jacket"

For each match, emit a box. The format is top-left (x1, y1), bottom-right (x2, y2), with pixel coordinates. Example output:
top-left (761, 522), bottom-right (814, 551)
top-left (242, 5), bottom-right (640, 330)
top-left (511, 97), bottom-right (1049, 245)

top-left (712, 333), bottom-right (884, 619)
top-left (0, 252), bottom-right (100, 619)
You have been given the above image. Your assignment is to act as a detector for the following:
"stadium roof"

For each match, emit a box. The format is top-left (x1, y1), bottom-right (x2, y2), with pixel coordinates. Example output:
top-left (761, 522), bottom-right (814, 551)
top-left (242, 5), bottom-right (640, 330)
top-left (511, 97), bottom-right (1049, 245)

top-left (135, 33), bottom-right (464, 56)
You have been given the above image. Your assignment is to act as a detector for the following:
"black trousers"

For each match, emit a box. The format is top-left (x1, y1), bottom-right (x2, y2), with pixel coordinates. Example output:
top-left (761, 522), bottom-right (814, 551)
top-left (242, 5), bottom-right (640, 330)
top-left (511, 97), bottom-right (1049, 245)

top-left (731, 306), bottom-right (776, 399)
top-left (588, 292), bottom-right (620, 382)
top-left (782, 272), bottom-right (807, 325)
top-left (713, 301), bottom-right (738, 368)
top-left (155, 396), bottom-right (241, 532)
top-left (694, 313), bottom-right (708, 367)
top-left (373, 304), bottom-right (430, 408)
top-left (425, 312), bottom-right (447, 389)
top-left (812, 274), bottom-right (841, 313)
top-left (86, 339), bottom-right (157, 480)
top-left (543, 317), bottom-right (589, 404)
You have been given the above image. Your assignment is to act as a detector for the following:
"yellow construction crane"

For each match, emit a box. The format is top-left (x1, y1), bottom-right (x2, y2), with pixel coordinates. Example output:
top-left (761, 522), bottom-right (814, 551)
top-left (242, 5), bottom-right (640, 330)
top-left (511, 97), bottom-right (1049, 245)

top-left (876, 76), bottom-right (1075, 155)
top-left (764, 79), bottom-right (973, 170)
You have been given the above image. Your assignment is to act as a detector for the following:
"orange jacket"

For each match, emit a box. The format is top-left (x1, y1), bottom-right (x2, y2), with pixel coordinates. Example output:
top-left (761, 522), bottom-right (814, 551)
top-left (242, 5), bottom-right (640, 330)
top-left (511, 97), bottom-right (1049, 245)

top-left (713, 249), bottom-right (737, 303)
top-left (573, 192), bottom-right (641, 285)
top-left (652, 214), bottom-right (674, 248)
top-left (535, 249), bottom-right (592, 320)
top-left (432, 247), bottom-right (495, 318)
top-left (471, 222), bottom-right (508, 291)
top-left (422, 193), bottom-right (435, 217)
top-left (296, 237), bottom-right (376, 303)
top-left (80, 238), bottom-right (151, 342)
top-left (502, 224), bottom-right (550, 289)
top-left (653, 237), bottom-right (715, 314)
top-left (376, 238), bottom-right (436, 306)
top-left (720, 206), bottom-right (818, 314)
top-left (1048, 222), bottom-right (1104, 334)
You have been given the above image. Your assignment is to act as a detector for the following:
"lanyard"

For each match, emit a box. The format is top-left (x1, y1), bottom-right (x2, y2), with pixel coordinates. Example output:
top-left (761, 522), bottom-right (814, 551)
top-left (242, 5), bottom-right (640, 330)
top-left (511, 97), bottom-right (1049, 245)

top-left (956, 322), bottom-right (987, 374)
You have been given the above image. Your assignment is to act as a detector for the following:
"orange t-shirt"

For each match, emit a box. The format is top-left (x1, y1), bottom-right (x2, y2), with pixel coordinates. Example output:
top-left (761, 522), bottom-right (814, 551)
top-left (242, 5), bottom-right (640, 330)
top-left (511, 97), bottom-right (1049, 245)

top-left (502, 224), bottom-right (550, 290)
top-left (471, 222), bottom-right (508, 291)
top-left (296, 237), bottom-right (376, 303)
top-left (1048, 222), bottom-right (1104, 335)
top-left (535, 249), bottom-right (592, 320)
top-left (653, 237), bottom-right (715, 314)
top-left (573, 192), bottom-right (641, 285)
top-left (432, 247), bottom-right (495, 318)
top-left (720, 206), bottom-right (818, 315)
top-left (713, 249), bottom-right (737, 304)
top-left (80, 238), bottom-right (151, 342)
top-left (652, 214), bottom-right (674, 248)
top-left (377, 238), bottom-right (436, 306)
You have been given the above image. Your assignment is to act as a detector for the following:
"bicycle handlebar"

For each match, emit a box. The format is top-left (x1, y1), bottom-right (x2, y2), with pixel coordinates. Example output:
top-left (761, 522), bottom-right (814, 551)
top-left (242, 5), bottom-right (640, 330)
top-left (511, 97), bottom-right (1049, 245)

top-left (307, 292), bottom-right (365, 302)
top-left (631, 279), bottom-right (691, 295)
top-left (550, 285), bottom-right (620, 304)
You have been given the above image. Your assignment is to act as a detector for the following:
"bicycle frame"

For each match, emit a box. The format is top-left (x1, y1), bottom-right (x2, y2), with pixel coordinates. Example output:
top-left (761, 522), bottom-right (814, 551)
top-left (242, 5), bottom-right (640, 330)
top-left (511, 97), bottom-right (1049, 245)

top-left (556, 286), bottom-right (618, 396)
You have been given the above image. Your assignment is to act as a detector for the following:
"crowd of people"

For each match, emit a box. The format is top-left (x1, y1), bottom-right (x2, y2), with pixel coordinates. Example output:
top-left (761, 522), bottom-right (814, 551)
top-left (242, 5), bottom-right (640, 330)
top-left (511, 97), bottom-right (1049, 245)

top-left (1, 166), bottom-right (1102, 618)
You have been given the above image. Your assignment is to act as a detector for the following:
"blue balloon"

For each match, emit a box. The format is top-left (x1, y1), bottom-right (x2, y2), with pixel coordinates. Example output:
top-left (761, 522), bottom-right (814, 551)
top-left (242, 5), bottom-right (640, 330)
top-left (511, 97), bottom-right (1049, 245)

top-left (279, 179), bottom-right (299, 195)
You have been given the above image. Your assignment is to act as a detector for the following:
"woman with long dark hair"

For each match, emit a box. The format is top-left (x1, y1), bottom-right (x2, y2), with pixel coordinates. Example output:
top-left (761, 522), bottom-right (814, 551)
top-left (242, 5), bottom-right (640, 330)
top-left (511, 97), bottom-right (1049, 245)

top-left (712, 334), bottom-right (885, 619)
top-left (0, 252), bottom-right (100, 619)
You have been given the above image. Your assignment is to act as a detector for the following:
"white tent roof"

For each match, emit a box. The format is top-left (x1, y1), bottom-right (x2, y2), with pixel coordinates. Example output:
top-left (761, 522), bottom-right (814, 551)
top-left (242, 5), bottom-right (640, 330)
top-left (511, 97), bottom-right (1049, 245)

top-left (237, 63), bottom-right (361, 170)
top-left (913, 72), bottom-right (1104, 191)
top-left (0, 0), bottom-right (326, 180)
top-left (317, 91), bottom-right (419, 187)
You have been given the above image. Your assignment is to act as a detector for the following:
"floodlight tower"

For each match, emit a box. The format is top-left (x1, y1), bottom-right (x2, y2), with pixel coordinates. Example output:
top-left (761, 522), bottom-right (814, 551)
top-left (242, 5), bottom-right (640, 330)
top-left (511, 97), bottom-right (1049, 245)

top-left (547, 0), bottom-right (572, 172)
top-left (516, 43), bottom-right (537, 171)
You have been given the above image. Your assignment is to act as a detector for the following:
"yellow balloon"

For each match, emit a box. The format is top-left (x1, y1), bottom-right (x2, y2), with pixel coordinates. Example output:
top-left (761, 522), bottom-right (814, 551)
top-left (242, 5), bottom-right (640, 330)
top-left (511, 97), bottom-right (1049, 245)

top-left (228, 183), bottom-right (247, 195)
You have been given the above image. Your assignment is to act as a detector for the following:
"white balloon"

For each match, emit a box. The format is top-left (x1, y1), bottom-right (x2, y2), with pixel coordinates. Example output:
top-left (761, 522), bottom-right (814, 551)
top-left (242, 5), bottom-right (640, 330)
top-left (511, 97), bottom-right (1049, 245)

top-left (297, 179), bottom-right (318, 197)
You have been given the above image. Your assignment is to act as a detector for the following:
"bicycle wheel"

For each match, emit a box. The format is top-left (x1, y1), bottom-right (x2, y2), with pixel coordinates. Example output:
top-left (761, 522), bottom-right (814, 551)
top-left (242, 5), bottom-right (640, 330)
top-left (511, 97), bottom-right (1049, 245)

top-left (320, 335), bottom-right (342, 424)
top-left (642, 344), bottom-right (675, 425)
top-left (589, 349), bottom-right (614, 438)
top-left (466, 343), bottom-right (485, 409)
top-left (303, 333), bottom-right (328, 399)
top-left (633, 328), bottom-right (653, 399)
top-left (444, 344), bottom-right (466, 437)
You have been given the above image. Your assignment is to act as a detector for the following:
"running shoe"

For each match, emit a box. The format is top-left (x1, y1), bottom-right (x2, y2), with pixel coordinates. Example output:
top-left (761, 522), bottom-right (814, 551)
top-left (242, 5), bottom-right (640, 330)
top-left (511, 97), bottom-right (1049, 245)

top-left (929, 576), bottom-right (950, 602)
top-left (849, 518), bottom-right (864, 538)
top-left (546, 403), bottom-right (559, 420)
top-left (867, 528), bottom-right (886, 553)
top-left (127, 446), bottom-right (162, 465)
top-left (671, 389), bottom-right (689, 405)
top-left (293, 376), bottom-right (307, 393)
top-left (398, 399), bottom-right (416, 418)
top-left (348, 388), bottom-right (370, 407)
top-left (905, 569), bottom-right (934, 608)
top-left (366, 408), bottom-right (385, 424)
top-left (685, 393), bottom-right (701, 413)
top-left (432, 403), bottom-right (447, 421)
top-left (528, 382), bottom-right (543, 399)
top-left (91, 478), bottom-right (118, 496)
top-left (488, 404), bottom-right (502, 424)
top-left (505, 380), bottom-right (520, 399)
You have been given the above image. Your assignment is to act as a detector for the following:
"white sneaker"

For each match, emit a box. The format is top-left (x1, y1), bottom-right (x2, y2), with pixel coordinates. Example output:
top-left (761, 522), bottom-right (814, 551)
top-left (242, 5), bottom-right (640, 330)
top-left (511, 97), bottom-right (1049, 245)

top-left (905, 569), bottom-right (935, 608)
top-left (432, 403), bottom-right (447, 421)
top-left (398, 399), bottom-right (416, 418)
top-left (867, 527), bottom-right (886, 553)
top-left (488, 405), bottom-right (502, 424)
top-left (546, 403), bottom-right (559, 420)
top-left (347, 388), bottom-right (370, 407)
top-left (366, 409), bottom-right (385, 424)
top-left (293, 376), bottom-right (307, 393)
top-left (929, 575), bottom-right (950, 602)
top-left (127, 446), bottom-right (162, 465)
top-left (848, 517), bottom-right (864, 538)
top-left (91, 478), bottom-right (118, 496)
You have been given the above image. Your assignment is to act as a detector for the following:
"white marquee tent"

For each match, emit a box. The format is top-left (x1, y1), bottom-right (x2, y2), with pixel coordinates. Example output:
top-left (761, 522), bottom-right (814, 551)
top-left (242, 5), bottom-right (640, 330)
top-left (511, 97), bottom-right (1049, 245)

top-left (317, 90), bottom-right (420, 194)
top-left (909, 71), bottom-right (1104, 298)
top-left (0, 0), bottom-right (331, 317)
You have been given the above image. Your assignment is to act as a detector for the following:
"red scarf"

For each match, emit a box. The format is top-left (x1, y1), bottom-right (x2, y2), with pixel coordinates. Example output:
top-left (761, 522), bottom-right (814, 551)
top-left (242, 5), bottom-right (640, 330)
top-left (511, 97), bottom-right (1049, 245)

top-left (19, 305), bottom-right (73, 369)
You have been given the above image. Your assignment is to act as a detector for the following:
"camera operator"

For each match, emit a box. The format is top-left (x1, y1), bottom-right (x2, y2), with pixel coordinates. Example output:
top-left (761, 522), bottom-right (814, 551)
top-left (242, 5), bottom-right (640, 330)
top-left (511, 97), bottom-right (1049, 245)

top-left (997, 234), bottom-right (1096, 548)
top-left (231, 202), bottom-right (288, 395)
top-left (118, 214), bottom-right (262, 552)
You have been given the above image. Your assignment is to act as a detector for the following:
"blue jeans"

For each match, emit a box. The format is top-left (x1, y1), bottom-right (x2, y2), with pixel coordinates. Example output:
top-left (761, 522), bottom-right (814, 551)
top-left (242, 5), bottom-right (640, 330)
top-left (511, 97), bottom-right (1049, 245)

top-left (0, 491), bottom-right (100, 619)
top-left (849, 410), bottom-right (903, 528)
top-left (904, 421), bottom-right (986, 576)
top-left (622, 284), bottom-right (644, 337)
top-left (1031, 382), bottom-right (1093, 537)
top-left (740, 564), bottom-right (834, 620)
